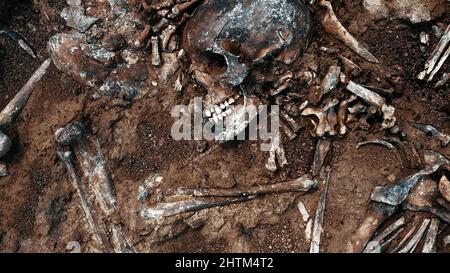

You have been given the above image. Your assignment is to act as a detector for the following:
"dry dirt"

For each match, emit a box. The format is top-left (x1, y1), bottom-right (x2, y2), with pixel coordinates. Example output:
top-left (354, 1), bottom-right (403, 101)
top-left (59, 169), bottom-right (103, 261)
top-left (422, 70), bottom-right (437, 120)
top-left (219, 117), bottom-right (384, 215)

top-left (0, 0), bottom-right (449, 253)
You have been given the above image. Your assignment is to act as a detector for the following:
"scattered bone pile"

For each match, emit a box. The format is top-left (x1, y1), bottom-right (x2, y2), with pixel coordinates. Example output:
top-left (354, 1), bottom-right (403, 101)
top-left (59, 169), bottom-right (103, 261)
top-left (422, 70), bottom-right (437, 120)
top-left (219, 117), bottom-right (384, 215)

top-left (0, 0), bottom-right (449, 253)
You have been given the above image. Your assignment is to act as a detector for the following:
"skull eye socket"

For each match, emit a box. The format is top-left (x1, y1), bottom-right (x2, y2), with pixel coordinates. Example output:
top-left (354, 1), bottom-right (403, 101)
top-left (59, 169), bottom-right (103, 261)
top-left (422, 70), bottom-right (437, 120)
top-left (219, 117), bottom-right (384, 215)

top-left (220, 39), bottom-right (242, 57)
top-left (198, 51), bottom-right (227, 76)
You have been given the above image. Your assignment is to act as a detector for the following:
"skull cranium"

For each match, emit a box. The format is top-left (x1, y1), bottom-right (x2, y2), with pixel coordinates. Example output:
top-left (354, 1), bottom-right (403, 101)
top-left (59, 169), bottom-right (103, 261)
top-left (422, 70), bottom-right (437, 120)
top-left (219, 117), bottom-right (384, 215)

top-left (183, 0), bottom-right (313, 97)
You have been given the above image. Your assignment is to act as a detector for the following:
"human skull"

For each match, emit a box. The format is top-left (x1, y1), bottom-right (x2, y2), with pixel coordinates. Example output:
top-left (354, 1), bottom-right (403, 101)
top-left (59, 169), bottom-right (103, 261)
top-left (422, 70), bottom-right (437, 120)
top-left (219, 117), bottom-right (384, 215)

top-left (183, 0), bottom-right (312, 98)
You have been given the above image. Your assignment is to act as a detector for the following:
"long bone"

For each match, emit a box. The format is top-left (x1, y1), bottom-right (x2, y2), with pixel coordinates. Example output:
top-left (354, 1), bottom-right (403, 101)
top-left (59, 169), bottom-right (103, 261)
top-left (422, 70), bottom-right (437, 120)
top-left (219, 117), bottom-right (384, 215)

top-left (178, 175), bottom-right (317, 198)
top-left (141, 176), bottom-right (317, 221)
top-left (363, 216), bottom-right (405, 253)
top-left (0, 58), bottom-right (51, 158)
top-left (0, 58), bottom-right (52, 127)
top-left (55, 123), bottom-right (117, 216)
top-left (310, 167), bottom-right (331, 253)
top-left (422, 218), bottom-right (439, 253)
top-left (265, 134), bottom-right (288, 172)
top-left (57, 151), bottom-right (113, 252)
top-left (318, 0), bottom-right (379, 63)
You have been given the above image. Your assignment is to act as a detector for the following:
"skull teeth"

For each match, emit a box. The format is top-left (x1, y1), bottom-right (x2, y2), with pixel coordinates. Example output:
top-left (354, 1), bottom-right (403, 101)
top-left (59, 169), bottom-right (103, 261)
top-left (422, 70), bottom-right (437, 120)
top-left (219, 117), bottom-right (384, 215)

top-left (206, 93), bottom-right (241, 124)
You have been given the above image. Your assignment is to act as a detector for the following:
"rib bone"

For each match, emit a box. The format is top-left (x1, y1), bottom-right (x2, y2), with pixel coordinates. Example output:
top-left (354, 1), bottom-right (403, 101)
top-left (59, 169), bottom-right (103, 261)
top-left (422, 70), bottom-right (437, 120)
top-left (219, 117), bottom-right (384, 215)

top-left (397, 219), bottom-right (430, 253)
top-left (422, 218), bottom-right (439, 253)
top-left (418, 24), bottom-right (450, 81)
top-left (0, 24), bottom-right (36, 58)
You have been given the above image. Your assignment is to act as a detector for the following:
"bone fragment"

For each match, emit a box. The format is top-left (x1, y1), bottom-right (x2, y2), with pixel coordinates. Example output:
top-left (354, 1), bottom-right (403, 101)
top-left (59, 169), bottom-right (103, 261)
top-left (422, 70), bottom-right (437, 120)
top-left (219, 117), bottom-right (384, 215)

top-left (409, 121), bottom-right (450, 147)
top-left (346, 202), bottom-right (397, 253)
top-left (280, 111), bottom-right (301, 132)
top-left (0, 58), bottom-right (51, 127)
top-left (66, 241), bottom-right (81, 253)
top-left (337, 95), bottom-right (356, 135)
top-left (298, 201), bottom-right (310, 222)
top-left (78, 138), bottom-right (117, 216)
top-left (110, 224), bottom-right (135, 253)
top-left (265, 135), bottom-right (288, 172)
top-left (346, 81), bottom-right (395, 130)
top-left (169, 0), bottom-right (201, 18)
top-left (372, 216), bottom-right (406, 244)
top-left (319, 0), bottom-right (379, 63)
top-left (302, 99), bottom-right (339, 137)
top-left (0, 24), bottom-right (36, 58)
top-left (138, 174), bottom-right (164, 202)
top-left (439, 175), bottom-right (450, 203)
top-left (280, 121), bottom-right (297, 140)
top-left (311, 138), bottom-right (331, 177)
top-left (320, 65), bottom-right (341, 95)
top-left (435, 72), bottom-right (450, 88)
top-left (422, 218), bottom-right (439, 253)
top-left (0, 131), bottom-right (11, 158)
top-left (151, 36), bottom-right (162, 66)
top-left (391, 225), bottom-right (417, 253)
top-left (397, 219), bottom-right (430, 253)
top-left (310, 167), bottom-right (331, 253)
top-left (161, 25), bottom-right (177, 50)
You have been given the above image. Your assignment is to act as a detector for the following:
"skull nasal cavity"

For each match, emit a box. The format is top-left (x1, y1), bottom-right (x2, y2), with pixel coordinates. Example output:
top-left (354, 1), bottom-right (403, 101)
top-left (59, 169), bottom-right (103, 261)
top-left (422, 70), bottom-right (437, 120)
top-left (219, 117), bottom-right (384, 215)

top-left (198, 51), bottom-right (227, 75)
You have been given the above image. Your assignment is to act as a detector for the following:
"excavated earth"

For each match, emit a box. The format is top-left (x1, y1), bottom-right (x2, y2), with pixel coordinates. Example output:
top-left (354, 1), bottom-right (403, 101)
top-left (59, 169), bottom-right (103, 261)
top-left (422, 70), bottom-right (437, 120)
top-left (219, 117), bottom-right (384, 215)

top-left (0, 0), bottom-right (449, 253)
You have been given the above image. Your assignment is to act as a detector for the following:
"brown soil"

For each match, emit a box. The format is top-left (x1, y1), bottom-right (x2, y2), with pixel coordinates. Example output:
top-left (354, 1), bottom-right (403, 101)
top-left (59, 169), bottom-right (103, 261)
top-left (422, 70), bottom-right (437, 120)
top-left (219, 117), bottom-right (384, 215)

top-left (0, 0), bottom-right (449, 253)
